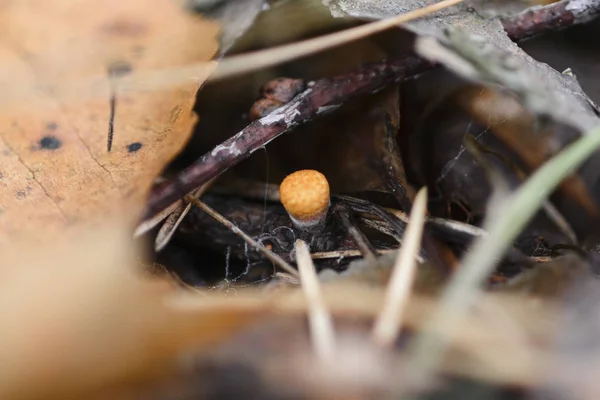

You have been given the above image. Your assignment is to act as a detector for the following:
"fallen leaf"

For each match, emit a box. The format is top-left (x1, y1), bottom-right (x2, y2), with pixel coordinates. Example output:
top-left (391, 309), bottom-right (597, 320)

top-left (0, 223), bottom-right (266, 399)
top-left (329, 0), bottom-right (599, 131)
top-left (0, 0), bottom-right (219, 243)
top-left (456, 85), bottom-right (599, 218)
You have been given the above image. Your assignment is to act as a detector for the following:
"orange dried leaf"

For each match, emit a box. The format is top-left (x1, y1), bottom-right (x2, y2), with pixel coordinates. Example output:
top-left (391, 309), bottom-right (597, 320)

top-left (0, 0), bottom-right (219, 243)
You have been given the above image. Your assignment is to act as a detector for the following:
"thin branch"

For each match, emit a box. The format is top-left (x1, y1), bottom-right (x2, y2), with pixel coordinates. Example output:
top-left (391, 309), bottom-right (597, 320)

top-left (501, 0), bottom-right (600, 42)
top-left (144, 56), bottom-right (431, 218)
top-left (186, 196), bottom-right (299, 277)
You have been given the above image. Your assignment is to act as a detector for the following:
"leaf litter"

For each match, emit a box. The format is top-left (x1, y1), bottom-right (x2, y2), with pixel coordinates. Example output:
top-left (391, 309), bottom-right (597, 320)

top-left (3, 0), bottom-right (600, 399)
top-left (0, 0), bottom-right (219, 243)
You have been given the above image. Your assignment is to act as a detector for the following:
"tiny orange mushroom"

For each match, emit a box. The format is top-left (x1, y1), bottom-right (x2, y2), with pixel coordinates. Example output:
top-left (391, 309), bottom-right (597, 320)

top-left (279, 169), bottom-right (330, 231)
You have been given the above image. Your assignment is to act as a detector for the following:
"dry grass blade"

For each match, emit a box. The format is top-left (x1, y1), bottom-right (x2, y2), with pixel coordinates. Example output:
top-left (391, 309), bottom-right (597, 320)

top-left (311, 248), bottom-right (395, 260)
top-left (155, 203), bottom-right (188, 250)
top-left (134, 198), bottom-right (182, 238)
top-left (384, 208), bottom-right (485, 238)
top-left (185, 196), bottom-right (299, 277)
top-left (207, 0), bottom-right (464, 82)
top-left (155, 179), bottom-right (215, 251)
top-left (372, 187), bottom-right (428, 347)
top-left (295, 239), bottom-right (336, 361)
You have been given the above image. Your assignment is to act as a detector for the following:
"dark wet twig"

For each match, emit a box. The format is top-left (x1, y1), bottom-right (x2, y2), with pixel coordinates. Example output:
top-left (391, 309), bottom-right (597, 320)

top-left (501, 0), bottom-right (600, 42)
top-left (144, 55), bottom-right (431, 218)
top-left (144, 2), bottom-right (600, 218)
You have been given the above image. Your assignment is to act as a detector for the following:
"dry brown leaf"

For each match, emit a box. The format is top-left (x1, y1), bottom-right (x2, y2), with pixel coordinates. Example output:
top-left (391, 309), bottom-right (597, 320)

top-left (0, 0), bottom-right (219, 243)
top-left (456, 85), bottom-right (599, 218)
top-left (0, 223), bottom-right (266, 399)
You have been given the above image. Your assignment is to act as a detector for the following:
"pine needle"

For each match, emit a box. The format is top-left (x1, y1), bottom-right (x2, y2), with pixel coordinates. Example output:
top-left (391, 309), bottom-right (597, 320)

top-left (295, 239), bottom-right (336, 361)
top-left (372, 187), bottom-right (428, 347)
top-left (155, 179), bottom-right (215, 251)
top-left (134, 199), bottom-right (183, 237)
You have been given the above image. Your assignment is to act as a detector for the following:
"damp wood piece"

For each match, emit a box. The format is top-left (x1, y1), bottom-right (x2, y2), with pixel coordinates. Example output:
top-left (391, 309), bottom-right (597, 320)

top-left (0, 0), bottom-right (219, 243)
top-left (144, 55), bottom-right (431, 218)
top-left (185, 196), bottom-right (298, 277)
top-left (177, 191), bottom-right (502, 265)
top-left (320, 85), bottom-right (415, 209)
top-left (177, 194), bottom-right (388, 266)
top-left (210, 178), bottom-right (488, 248)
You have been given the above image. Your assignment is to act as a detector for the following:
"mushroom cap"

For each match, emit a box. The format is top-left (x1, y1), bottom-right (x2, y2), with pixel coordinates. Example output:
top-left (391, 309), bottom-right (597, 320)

top-left (279, 170), bottom-right (330, 222)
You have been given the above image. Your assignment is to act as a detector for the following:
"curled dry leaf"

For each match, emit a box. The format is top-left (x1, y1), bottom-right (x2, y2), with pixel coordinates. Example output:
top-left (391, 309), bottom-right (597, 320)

top-left (455, 85), bottom-right (599, 218)
top-left (0, 0), bottom-right (219, 243)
